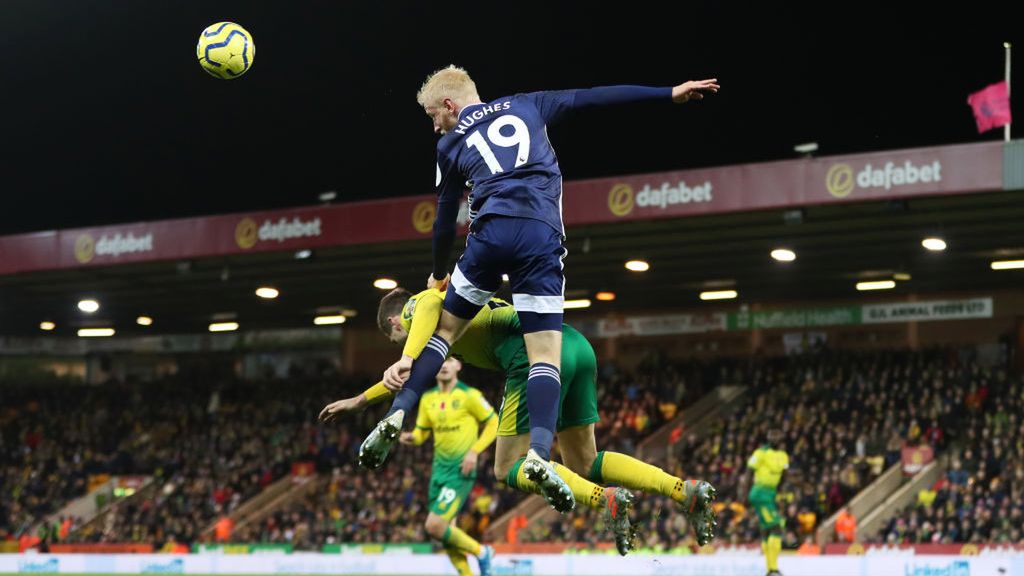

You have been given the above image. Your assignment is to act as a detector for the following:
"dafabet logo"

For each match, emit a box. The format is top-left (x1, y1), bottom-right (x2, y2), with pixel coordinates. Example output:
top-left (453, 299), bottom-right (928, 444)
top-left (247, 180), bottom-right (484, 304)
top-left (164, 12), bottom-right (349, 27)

top-left (74, 234), bottom-right (95, 263)
top-left (607, 184), bottom-right (634, 216)
top-left (607, 180), bottom-right (713, 217)
top-left (236, 216), bottom-right (322, 249)
top-left (825, 164), bottom-right (855, 198)
top-left (826, 160), bottom-right (943, 198)
top-left (412, 201), bottom-right (435, 234)
top-left (235, 218), bottom-right (258, 249)
top-left (74, 232), bottom-right (154, 263)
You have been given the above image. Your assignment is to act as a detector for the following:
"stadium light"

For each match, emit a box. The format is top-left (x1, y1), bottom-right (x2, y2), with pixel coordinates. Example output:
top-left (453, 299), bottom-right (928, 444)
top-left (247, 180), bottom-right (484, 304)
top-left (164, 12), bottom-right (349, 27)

top-left (136, 316), bottom-right (153, 326)
top-left (991, 259), bottom-right (1024, 270)
top-left (255, 286), bottom-right (280, 299)
top-left (893, 272), bottom-right (912, 281)
top-left (373, 278), bottom-right (398, 290)
top-left (314, 315), bottom-right (346, 325)
top-left (295, 249), bottom-right (312, 260)
top-left (771, 248), bottom-right (796, 262)
top-left (209, 322), bottom-right (239, 332)
top-left (78, 328), bottom-right (115, 337)
top-left (856, 280), bottom-right (896, 291)
top-left (564, 299), bottom-right (591, 310)
top-left (793, 142), bottom-right (818, 155)
top-left (625, 260), bottom-right (650, 272)
top-left (78, 299), bottom-right (100, 313)
top-left (595, 292), bottom-right (616, 301)
top-left (502, 274), bottom-right (510, 282)
top-left (700, 290), bottom-right (738, 301)
top-left (39, 321), bottom-right (56, 331)
top-left (921, 238), bottom-right (947, 251)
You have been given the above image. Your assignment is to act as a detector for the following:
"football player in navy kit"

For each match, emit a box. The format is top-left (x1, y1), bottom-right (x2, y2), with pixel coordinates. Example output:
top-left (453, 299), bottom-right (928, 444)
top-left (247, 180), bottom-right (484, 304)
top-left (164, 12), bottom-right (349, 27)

top-left (361, 65), bottom-right (718, 514)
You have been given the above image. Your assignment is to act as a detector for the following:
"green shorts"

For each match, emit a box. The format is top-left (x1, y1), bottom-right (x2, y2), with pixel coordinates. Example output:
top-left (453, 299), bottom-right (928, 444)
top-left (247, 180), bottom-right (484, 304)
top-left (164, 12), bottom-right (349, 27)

top-left (427, 460), bottom-right (476, 520)
top-left (495, 324), bottom-right (600, 436)
top-left (748, 485), bottom-right (783, 530)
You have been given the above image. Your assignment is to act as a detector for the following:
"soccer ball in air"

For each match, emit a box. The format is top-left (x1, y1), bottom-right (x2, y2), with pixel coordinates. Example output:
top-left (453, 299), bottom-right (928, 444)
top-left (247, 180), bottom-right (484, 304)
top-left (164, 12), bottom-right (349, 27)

top-left (196, 22), bottom-right (255, 79)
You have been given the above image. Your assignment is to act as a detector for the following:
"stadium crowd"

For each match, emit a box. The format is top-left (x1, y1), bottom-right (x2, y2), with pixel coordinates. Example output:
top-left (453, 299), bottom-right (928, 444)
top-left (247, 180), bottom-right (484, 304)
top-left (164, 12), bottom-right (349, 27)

top-left (3, 346), bottom-right (1020, 552)
top-left (530, 349), bottom-right (1016, 550)
top-left (873, 370), bottom-right (1023, 544)
top-left (2, 378), bottom-right (370, 547)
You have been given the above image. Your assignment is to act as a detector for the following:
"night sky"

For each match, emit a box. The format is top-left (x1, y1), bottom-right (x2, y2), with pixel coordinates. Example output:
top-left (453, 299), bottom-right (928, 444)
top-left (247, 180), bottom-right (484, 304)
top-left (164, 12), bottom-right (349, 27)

top-left (1, 1), bottom-right (1020, 235)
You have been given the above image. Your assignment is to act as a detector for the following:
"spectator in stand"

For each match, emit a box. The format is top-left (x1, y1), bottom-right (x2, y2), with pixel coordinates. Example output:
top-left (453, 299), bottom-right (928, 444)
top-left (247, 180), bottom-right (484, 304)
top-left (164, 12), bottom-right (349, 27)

top-left (835, 506), bottom-right (856, 543)
top-left (214, 512), bottom-right (233, 543)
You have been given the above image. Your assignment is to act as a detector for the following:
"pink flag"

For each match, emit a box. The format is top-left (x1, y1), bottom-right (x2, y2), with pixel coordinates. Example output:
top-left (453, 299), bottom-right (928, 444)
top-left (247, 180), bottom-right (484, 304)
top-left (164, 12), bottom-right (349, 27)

top-left (967, 81), bottom-right (1012, 133)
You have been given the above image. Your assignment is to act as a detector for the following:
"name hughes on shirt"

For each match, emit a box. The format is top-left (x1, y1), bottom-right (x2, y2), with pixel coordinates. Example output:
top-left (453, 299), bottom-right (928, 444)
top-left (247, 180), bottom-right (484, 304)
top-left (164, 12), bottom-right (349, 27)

top-left (454, 101), bottom-right (512, 135)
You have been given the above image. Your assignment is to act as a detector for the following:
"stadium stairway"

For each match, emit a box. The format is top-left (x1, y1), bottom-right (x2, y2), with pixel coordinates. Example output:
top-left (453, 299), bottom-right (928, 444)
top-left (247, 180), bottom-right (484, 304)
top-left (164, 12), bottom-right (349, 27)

top-left (38, 476), bottom-right (154, 540)
top-left (70, 478), bottom-right (160, 540)
top-left (814, 462), bottom-right (902, 546)
top-left (201, 473), bottom-right (319, 539)
top-left (636, 385), bottom-right (746, 461)
top-left (814, 457), bottom-right (945, 546)
top-left (854, 458), bottom-right (945, 542)
top-left (485, 384), bottom-right (748, 543)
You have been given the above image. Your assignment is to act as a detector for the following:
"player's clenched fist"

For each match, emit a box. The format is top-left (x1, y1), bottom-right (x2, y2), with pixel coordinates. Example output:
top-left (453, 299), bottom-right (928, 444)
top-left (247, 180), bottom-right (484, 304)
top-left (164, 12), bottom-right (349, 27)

top-left (384, 355), bottom-right (414, 391)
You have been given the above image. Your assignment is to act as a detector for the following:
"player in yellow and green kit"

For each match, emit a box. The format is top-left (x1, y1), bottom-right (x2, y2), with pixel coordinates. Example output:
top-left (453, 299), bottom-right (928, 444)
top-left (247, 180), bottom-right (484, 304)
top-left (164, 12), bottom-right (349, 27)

top-left (322, 287), bottom-right (717, 554)
top-left (747, 429), bottom-right (789, 576)
top-left (324, 357), bottom-right (496, 576)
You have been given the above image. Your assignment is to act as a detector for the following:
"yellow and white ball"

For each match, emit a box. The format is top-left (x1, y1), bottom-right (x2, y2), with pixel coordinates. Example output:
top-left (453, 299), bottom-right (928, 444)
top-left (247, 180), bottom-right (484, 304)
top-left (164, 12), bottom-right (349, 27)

top-left (196, 22), bottom-right (255, 79)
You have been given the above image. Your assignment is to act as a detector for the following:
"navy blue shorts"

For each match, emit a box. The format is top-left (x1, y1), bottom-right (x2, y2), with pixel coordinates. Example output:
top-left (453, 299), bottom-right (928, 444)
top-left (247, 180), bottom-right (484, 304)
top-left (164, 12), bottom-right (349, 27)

top-left (444, 216), bottom-right (566, 333)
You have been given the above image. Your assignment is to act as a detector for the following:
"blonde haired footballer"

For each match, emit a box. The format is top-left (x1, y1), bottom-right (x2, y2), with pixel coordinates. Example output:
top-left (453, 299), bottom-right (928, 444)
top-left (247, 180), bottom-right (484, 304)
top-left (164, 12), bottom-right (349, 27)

top-left (363, 65), bottom-right (720, 519)
top-left (322, 287), bottom-right (718, 554)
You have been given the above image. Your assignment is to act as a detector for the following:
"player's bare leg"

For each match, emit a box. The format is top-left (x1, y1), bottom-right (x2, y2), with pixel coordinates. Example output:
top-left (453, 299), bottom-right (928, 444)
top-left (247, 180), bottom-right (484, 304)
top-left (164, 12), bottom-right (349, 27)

top-left (523, 330), bottom-right (561, 369)
top-left (435, 309), bottom-right (474, 344)
top-left (558, 424), bottom-right (718, 546)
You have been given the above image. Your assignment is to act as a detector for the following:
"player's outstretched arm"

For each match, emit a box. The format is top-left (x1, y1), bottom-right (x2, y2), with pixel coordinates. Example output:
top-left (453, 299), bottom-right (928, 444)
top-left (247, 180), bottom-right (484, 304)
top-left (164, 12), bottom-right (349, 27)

top-left (671, 79), bottom-right (720, 103)
top-left (319, 394), bottom-right (367, 422)
top-left (318, 382), bottom-right (395, 422)
top-left (568, 80), bottom-right (718, 109)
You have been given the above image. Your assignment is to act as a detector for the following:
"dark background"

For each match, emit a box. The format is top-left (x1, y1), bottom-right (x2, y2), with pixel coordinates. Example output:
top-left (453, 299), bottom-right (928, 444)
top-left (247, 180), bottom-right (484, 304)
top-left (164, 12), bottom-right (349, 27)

top-left (1, 1), bottom-right (1019, 234)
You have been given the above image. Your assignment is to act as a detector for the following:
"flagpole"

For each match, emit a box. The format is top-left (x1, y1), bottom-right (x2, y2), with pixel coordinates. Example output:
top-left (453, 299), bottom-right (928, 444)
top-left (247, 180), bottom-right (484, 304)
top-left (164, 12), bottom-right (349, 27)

top-left (1005, 42), bottom-right (1012, 142)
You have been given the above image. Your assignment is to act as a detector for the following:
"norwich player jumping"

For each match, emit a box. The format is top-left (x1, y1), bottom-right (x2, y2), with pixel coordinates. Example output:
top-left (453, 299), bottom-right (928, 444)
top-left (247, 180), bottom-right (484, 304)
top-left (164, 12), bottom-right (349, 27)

top-left (324, 288), bottom-right (717, 552)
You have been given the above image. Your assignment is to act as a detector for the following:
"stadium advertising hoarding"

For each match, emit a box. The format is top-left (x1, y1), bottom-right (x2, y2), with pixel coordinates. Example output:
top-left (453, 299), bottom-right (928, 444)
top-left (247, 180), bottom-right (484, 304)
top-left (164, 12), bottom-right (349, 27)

top-left (0, 553), bottom-right (1020, 575)
top-left (0, 328), bottom-right (342, 356)
top-left (586, 297), bottom-right (994, 336)
top-left (0, 142), bottom-right (1003, 275)
top-left (577, 141), bottom-right (1002, 225)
